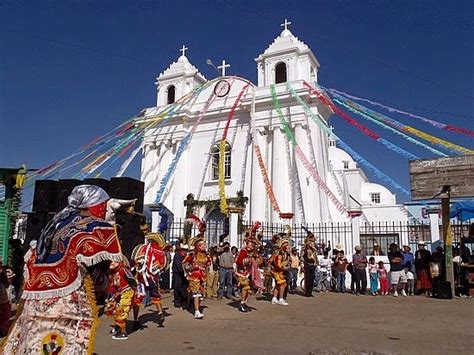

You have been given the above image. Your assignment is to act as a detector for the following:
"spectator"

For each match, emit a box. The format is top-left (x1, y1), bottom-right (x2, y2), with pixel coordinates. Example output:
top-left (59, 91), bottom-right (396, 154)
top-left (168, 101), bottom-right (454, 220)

top-left (368, 257), bottom-right (378, 296)
top-left (335, 251), bottom-right (348, 293)
top-left (217, 242), bottom-right (234, 299)
top-left (405, 262), bottom-right (415, 296)
top-left (352, 245), bottom-right (368, 295)
top-left (415, 241), bottom-right (432, 297)
top-left (377, 261), bottom-right (389, 295)
top-left (388, 243), bottom-right (407, 297)
top-left (402, 244), bottom-right (414, 270)
top-left (371, 243), bottom-right (384, 256)
top-left (206, 246), bottom-right (219, 298)
top-left (319, 251), bottom-right (333, 292)
top-left (0, 258), bottom-right (12, 336)
top-left (171, 243), bottom-right (188, 308)
top-left (430, 246), bottom-right (445, 298)
top-left (288, 247), bottom-right (300, 294)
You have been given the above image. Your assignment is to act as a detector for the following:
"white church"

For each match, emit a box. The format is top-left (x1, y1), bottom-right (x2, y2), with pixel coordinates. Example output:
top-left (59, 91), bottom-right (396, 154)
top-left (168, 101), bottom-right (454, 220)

top-left (139, 21), bottom-right (408, 248)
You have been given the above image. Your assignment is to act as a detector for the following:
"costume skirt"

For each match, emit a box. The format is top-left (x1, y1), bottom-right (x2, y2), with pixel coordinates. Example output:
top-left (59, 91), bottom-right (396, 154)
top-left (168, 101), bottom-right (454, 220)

top-left (2, 280), bottom-right (98, 355)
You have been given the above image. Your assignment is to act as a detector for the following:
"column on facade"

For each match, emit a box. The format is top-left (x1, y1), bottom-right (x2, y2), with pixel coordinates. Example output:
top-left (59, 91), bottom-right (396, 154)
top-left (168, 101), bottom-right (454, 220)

top-left (158, 140), bottom-right (174, 209)
top-left (271, 127), bottom-right (292, 220)
top-left (143, 141), bottom-right (160, 205)
top-left (248, 126), bottom-right (266, 223)
top-left (172, 138), bottom-right (187, 219)
top-left (264, 127), bottom-right (274, 223)
top-left (313, 111), bottom-right (330, 222)
top-left (294, 123), bottom-right (315, 224)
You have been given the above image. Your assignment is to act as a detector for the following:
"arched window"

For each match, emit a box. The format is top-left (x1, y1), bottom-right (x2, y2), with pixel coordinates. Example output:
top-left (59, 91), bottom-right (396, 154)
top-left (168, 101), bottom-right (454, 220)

top-left (275, 62), bottom-right (287, 84)
top-left (167, 85), bottom-right (176, 104)
top-left (310, 67), bottom-right (316, 83)
top-left (211, 142), bottom-right (231, 180)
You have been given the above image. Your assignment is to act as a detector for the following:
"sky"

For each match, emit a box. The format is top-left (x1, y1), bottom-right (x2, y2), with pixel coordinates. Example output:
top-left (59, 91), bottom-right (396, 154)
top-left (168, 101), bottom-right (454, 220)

top-left (0, 0), bottom-right (473, 203)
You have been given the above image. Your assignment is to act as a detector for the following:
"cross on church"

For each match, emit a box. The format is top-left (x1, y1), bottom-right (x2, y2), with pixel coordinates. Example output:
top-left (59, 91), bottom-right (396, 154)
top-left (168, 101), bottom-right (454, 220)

top-left (179, 45), bottom-right (188, 57)
top-left (217, 59), bottom-right (230, 76)
top-left (280, 19), bottom-right (292, 31)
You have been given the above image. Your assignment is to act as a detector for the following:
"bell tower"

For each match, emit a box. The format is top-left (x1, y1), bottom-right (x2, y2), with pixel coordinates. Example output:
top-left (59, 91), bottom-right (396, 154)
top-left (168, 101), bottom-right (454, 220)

top-left (155, 45), bottom-right (207, 106)
top-left (255, 20), bottom-right (320, 87)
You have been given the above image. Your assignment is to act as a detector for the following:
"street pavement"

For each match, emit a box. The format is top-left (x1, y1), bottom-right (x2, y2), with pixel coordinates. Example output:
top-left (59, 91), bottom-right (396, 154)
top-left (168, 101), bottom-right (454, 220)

top-left (94, 291), bottom-right (473, 355)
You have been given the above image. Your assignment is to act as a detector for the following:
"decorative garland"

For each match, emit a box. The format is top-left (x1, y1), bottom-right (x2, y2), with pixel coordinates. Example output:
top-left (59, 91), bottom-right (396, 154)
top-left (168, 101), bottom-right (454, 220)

top-left (331, 96), bottom-right (449, 157)
top-left (239, 126), bottom-right (252, 192)
top-left (249, 88), bottom-right (282, 215)
top-left (155, 79), bottom-right (222, 203)
top-left (302, 81), bottom-right (421, 161)
top-left (270, 84), bottom-right (348, 215)
top-left (327, 87), bottom-right (474, 137)
top-left (286, 82), bottom-right (410, 196)
top-left (332, 94), bottom-right (472, 155)
top-left (116, 143), bottom-right (142, 177)
top-left (219, 82), bottom-right (251, 215)
top-left (283, 129), bottom-right (305, 222)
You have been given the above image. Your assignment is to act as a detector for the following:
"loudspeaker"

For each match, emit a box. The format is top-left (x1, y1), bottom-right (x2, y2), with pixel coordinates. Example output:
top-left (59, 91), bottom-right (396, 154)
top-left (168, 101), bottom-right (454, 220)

top-left (57, 179), bottom-right (82, 211)
top-left (109, 177), bottom-right (144, 213)
top-left (114, 213), bottom-right (145, 258)
top-left (83, 178), bottom-right (110, 195)
top-left (436, 280), bottom-right (453, 299)
top-left (23, 212), bottom-right (54, 252)
top-left (33, 180), bottom-right (58, 213)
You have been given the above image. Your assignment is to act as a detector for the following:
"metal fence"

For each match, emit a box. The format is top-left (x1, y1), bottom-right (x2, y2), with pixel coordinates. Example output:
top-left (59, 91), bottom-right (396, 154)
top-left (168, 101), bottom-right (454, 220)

top-left (240, 220), bottom-right (472, 255)
top-left (239, 221), bottom-right (352, 254)
top-left (164, 217), bottom-right (228, 246)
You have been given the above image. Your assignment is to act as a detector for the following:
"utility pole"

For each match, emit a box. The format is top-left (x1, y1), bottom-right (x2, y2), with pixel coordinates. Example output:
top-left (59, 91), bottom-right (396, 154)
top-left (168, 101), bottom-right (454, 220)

top-left (440, 186), bottom-right (455, 297)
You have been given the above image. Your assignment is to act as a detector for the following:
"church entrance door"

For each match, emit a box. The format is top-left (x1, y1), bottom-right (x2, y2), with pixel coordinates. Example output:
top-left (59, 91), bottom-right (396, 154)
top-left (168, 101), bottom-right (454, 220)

top-left (206, 208), bottom-right (229, 246)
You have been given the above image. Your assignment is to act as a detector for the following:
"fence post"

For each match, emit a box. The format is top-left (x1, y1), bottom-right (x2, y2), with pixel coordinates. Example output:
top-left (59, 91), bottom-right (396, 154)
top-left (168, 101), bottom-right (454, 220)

top-left (428, 212), bottom-right (441, 244)
top-left (229, 213), bottom-right (239, 247)
top-left (350, 216), bottom-right (360, 252)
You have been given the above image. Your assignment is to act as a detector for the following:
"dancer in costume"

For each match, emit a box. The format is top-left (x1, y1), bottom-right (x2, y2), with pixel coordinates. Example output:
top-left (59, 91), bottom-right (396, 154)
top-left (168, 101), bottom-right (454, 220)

top-left (2, 185), bottom-right (122, 355)
top-left (131, 231), bottom-right (168, 326)
top-left (270, 231), bottom-right (290, 306)
top-left (182, 215), bottom-right (210, 319)
top-left (235, 222), bottom-right (264, 312)
top-left (105, 257), bottom-right (137, 340)
top-left (302, 232), bottom-right (317, 297)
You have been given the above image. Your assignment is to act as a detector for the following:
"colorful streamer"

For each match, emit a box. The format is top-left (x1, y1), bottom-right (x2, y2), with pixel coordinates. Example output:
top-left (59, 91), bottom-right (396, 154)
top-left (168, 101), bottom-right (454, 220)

top-left (327, 88), bottom-right (474, 137)
top-left (219, 82), bottom-right (251, 215)
top-left (331, 94), bottom-right (473, 155)
top-left (303, 81), bottom-right (421, 160)
top-left (286, 82), bottom-right (410, 196)
top-left (155, 79), bottom-right (222, 203)
top-left (249, 88), bottom-right (282, 215)
top-left (270, 84), bottom-right (348, 215)
top-left (116, 144), bottom-right (142, 177)
top-left (331, 96), bottom-right (448, 157)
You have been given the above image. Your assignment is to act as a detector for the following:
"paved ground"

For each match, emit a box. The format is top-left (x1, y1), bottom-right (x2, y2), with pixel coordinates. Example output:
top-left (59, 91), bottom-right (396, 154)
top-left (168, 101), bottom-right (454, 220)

top-left (94, 291), bottom-right (473, 355)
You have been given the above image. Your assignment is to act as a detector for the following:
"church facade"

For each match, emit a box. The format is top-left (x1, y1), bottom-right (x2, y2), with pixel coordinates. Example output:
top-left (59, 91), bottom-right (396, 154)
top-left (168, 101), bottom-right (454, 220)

top-left (140, 24), bottom-right (408, 246)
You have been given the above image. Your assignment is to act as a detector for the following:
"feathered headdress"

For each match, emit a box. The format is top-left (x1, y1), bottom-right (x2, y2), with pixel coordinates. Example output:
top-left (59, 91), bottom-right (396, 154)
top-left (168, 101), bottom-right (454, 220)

top-left (145, 232), bottom-right (166, 249)
top-left (186, 215), bottom-right (206, 234)
top-left (244, 221), bottom-right (262, 246)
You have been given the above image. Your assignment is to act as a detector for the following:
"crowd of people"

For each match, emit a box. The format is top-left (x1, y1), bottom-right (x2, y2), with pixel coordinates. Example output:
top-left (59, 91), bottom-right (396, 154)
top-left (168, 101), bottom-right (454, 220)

top-left (0, 184), bottom-right (472, 353)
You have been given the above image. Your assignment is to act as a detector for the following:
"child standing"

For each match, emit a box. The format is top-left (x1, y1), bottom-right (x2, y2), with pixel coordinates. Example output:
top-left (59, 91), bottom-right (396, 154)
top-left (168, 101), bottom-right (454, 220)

top-left (368, 257), bottom-right (379, 296)
top-left (377, 261), bottom-right (389, 295)
top-left (405, 262), bottom-right (415, 296)
top-left (335, 252), bottom-right (349, 293)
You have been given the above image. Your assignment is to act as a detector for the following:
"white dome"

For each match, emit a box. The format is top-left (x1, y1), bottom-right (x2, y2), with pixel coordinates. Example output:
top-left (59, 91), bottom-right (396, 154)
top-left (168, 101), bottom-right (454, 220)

top-left (328, 146), bottom-right (356, 170)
